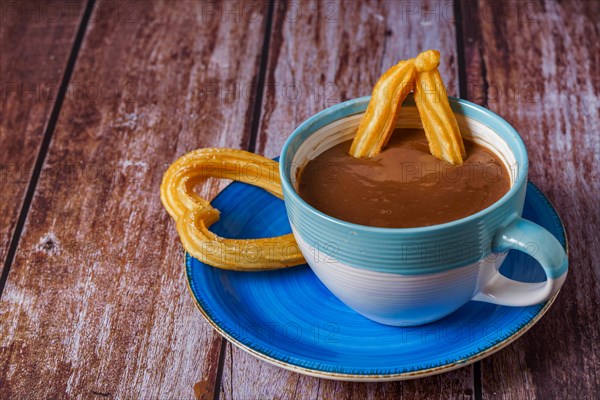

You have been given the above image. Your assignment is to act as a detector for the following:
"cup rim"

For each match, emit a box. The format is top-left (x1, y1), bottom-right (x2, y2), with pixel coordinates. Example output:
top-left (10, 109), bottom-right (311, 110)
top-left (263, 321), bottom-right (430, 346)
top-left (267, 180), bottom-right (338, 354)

top-left (279, 96), bottom-right (529, 233)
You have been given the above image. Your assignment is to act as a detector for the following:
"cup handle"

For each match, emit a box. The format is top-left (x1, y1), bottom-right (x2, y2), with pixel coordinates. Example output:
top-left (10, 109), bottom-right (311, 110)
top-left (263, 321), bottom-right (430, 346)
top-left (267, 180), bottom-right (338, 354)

top-left (473, 217), bottom-right (568, 306)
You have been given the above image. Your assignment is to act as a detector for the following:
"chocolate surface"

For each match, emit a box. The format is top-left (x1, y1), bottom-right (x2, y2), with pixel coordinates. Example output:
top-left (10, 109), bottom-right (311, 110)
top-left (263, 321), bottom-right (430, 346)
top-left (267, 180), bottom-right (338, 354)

top-left (298, 128), bottom-right (511, 228)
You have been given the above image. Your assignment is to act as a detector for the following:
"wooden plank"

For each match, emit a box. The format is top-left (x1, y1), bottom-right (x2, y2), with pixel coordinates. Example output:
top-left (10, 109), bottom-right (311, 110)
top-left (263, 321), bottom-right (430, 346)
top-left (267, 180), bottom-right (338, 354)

top-left (459, 0), bottom-right (600, 398)
top-left (219, 1), bottom-right (475, 398)
top-left (255, 0), bottom-right (461, 158)
top-left (0, 0), bottom-right (268, 398)
top-left (0, 0), bottom-right (85, 266)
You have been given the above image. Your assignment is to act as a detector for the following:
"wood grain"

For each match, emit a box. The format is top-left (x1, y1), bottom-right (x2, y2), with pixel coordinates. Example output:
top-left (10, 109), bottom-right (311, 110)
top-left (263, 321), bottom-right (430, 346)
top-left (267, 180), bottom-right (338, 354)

top-left (219, 1), bottom-right (474, 399)
top-left (0, 0), bottom-right (85, 266)
top-left (0, 0), bottom-right (268, 398)
top-left (2, 0), bottom-right (597, 398)
top-left (459, 0), bottom-right (600, 398)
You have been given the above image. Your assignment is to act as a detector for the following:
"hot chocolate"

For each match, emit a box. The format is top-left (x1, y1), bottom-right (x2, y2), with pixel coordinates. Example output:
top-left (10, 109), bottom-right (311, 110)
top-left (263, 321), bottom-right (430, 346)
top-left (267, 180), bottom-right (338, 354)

top-left (298, 128), bottom-right (510, 228)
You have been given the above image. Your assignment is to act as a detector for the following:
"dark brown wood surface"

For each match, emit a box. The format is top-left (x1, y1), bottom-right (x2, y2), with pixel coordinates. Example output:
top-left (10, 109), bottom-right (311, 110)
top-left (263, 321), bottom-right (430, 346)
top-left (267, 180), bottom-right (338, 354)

top-left (0, 0), bottom-right (85, 267)
top-left (459, 0), bottom-right (600, 398)
top-left (0, 0), bottom-right (598, 399)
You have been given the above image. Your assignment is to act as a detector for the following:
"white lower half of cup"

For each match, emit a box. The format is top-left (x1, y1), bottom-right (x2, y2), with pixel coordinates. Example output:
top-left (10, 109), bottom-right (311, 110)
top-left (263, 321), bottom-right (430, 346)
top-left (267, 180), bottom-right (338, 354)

top-left (293, 227), bottom-right (506, 326)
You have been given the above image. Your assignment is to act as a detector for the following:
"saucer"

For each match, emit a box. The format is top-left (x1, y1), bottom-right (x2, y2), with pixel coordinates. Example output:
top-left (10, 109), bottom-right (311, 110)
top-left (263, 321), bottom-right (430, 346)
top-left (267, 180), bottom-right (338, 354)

top-left (185, 181), bottom-right (567, 380)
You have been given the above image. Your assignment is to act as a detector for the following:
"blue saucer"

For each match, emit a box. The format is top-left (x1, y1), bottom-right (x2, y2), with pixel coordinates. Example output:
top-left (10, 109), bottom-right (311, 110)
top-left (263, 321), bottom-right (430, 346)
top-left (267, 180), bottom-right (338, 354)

top-left (186, 181), bottom-right (567, 380)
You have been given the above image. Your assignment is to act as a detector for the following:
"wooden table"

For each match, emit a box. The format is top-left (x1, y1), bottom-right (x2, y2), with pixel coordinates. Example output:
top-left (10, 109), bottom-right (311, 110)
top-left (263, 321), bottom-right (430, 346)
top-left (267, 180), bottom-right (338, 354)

top-left (1, 0), bottom-right (598, 398)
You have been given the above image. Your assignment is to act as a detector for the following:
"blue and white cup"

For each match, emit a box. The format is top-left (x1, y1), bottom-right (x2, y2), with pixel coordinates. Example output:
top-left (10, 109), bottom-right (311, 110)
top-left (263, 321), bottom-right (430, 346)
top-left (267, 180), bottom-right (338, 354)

top-left (279, 96), bottom-right (568, 326)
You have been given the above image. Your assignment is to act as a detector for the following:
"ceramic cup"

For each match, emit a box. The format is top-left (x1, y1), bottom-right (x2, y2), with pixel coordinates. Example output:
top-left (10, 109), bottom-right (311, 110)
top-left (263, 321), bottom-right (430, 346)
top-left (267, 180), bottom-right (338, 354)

top-left (279, 95), bottom-right (568, 326)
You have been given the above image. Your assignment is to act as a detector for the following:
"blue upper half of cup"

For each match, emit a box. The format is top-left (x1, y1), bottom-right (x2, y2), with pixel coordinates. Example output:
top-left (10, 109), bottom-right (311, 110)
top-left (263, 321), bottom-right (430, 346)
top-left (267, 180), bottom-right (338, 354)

top-left (279, 96), bottom-right (530, 275)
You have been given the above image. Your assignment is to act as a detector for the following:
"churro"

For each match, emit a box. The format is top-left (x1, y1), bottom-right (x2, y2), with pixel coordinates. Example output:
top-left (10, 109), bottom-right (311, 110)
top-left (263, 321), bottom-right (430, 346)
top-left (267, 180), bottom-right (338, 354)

top-left (160, 148), bottom-right (304, 270)
top-left (349, 59), bottom-right (416, 158)
top-left (414, 50), bottom-right (465, 165)
top-left (350, 50), bottom-right (465, 164)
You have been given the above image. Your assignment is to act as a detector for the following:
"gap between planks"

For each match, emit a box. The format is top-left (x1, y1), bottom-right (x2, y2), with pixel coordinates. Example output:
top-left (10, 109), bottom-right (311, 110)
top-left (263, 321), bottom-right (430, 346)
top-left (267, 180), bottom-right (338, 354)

top-left (454, 0), bottom-right (483, 397)
top-left (210, 1), bottom-right (276, 399)
top-left (0, 0), bottom-right (96, 298)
